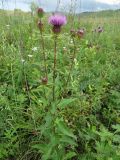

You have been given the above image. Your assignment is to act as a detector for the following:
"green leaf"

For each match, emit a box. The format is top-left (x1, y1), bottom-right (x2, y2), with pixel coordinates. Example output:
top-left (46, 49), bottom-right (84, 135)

top-left (58, 98), bottom-right (77, 109)
top-left (32, 144), bottom-right (47, 153)
top-left (32, 143), bottom-right (53, 160)
top-left (42, 147), bottom-right (52, 160)
top-left (60, 136), bottom-right (77, 146)
top-left (56, 120), bottom-right (77, 140)
top-left (62, 152), bottom-right (76, 160)
top-left (112, 124), bottom-right (120, 133)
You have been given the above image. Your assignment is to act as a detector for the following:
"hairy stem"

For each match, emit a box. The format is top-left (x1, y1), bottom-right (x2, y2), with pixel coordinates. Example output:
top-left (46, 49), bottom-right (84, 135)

top-left (40, 29), bottom-right (47, 101)
top-left (40, 28), bottom-right (47, 78)
top-left (53, 35), bottom-right (57, 101)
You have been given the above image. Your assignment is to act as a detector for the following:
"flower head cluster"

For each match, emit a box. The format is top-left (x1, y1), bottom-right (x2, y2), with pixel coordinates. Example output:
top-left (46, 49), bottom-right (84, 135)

top-left (48, 14), bottom-right (67, 34)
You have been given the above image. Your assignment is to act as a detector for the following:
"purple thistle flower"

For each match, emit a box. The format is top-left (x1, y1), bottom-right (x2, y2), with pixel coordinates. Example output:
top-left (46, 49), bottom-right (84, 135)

top-left (49, 14), bottom-right (67, 26)
top-left (48, 14), bottom-right (67, 33)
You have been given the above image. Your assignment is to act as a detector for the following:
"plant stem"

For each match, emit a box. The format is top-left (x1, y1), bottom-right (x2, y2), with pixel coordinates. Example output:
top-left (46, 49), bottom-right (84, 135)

top-left (23, 63), bottom-right (31, 106)
top-left (39, 21), bottom-right (47, 101)
top-left (53, 35), bottom-right (57, 101)
top-left (40, 28), bottom-right (47, 78)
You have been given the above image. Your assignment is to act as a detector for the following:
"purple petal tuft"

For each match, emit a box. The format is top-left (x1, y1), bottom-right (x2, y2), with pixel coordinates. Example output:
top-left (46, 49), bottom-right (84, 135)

top-left (48, 14), bottom-right (67, 27)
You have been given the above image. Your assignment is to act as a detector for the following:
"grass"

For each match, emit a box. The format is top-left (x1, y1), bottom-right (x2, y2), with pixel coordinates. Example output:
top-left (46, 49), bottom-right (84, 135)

top-left (0, 9), bottom-right (120, 160)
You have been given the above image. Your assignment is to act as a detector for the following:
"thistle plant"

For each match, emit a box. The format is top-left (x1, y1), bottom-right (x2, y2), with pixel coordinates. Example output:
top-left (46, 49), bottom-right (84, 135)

top-left (37, 8), bottom-right (48, 82)
top-left (49, 14), bottom-right (67, 101)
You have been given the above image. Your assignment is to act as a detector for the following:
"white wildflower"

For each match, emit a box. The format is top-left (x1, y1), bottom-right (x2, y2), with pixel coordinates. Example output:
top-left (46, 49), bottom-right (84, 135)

top-left (63, 47), bottom-right (66, 49)
top-left (21, 59), bottom-right (25, 63)
top-left (32, 47), bottom-right (38, 52)
top-left (28, 54), bottom-right (33, 58)
top-left (6, 25), bottom-right (10, 27)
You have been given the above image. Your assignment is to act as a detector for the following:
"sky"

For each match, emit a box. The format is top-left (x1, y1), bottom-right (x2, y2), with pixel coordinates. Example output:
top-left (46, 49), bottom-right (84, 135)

top-left (0, 0), bottom-right (120, 12)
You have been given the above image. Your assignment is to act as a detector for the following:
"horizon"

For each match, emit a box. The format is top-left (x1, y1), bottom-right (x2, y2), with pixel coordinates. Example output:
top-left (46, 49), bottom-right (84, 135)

top-left (0, 0), bottom-right (120, 12)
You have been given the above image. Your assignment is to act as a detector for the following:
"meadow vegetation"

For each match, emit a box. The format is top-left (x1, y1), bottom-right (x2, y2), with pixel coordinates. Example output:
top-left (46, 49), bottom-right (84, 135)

top-left (0, 9), bottom-right (120, 160)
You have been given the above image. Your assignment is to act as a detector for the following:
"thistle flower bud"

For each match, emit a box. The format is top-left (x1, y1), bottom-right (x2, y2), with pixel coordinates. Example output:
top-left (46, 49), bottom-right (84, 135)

top-left (37, 8), bottom-right (44, 18)
top-left (41, 77), bottom-right (48, 85)
top-left (38, 20), bottom-right (43, 31)
top-left (93, 26), bottom-right (104, 33)
top-left (77, 29), bottom-right (85, 38)
top-left (98, 26), bottom-right (103, 33)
